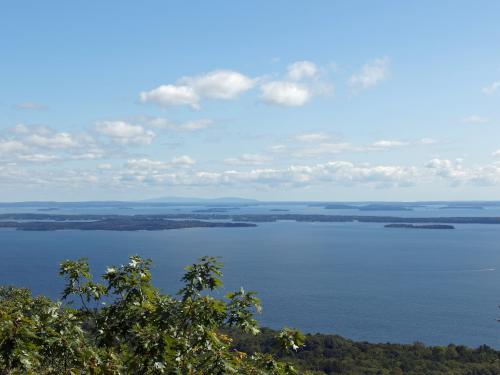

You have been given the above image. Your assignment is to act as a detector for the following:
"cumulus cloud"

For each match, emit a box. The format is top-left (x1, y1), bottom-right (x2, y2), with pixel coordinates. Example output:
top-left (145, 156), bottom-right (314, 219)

top-left (425, 158), bottom-right (458, 177)
top-left (95, 121), bottom-right (155, 145)
top-left (260, 81), bottom-right (311, 106)
top-left (140, 70), bottom-right (254, 109)
top-left (287, 61), bottom-right (318, 80)
top-left (493, 150), bottom-right (500, 157)
top-left (171, 155), bottom-right (196, 166)
top-left (139, 85), bottom-right (199, 109)
top-left (0, 125), bottom-right (106, 165)
top-left (126, 156), bottom-right (195, 171)
top-left (462, 115), bottom-right (489, 124)
top-left (27, 132), bottom-right (78, 149)
top-left (3, 155), bottom-right (500, 193)
top-left (426, 158), bottom-right (500, 186)
top-left (482, 81), bottom-right (500, 95)
top-left (140, 62), bottom-right (330, 109)
top-left (18, 154), bottom-right (60, 163)
top-left (70, 149), bottom-right (106, 160)
top-left (107, 157), bottom-right (500, 191)
top-left (349, 57), bottom-right (390, 91)
top-left (0, 140), bottom-right (28, 154)
top-left (293, 142), bottom-right (368, 157)
top-left (259, 60), bottom-right (331, 106)
top-left (113, 160), bottom-right (419, 189)
top-left (289, 136), bottom-right (436, 158)
top-left (182, 70), bottom-right (255, 99)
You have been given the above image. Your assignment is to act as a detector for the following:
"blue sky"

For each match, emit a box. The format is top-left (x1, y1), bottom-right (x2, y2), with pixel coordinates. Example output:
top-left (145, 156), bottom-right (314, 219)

top-left (1, 1), bottom-right (500, 201)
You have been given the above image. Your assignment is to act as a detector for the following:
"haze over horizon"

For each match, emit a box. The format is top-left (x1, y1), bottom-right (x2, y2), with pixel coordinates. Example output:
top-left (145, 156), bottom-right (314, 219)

top-left (2, 1), bottom-right (500, 201)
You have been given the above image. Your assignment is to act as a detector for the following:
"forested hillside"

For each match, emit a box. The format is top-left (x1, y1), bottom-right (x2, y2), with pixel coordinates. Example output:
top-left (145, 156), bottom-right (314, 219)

top-left (231, 328), bottom-right (500, 374)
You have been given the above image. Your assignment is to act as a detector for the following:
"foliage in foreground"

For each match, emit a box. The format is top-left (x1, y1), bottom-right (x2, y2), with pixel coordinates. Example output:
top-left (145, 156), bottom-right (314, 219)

top-left (0, 256), bottom-right (304, 374)
top-left (230, 328), bottom-right (500, 374)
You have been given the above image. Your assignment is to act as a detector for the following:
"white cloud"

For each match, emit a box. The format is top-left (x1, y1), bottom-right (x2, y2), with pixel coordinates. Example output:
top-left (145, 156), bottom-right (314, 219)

top-left (18, 154), bottom-right (60, 163)
top-left (425, 158), bottom-right (456, 176)
top-left (294, 142), bottom-right (367, 157)
top-left (224, 153), bottom-right (273, 165)
top-left (3, 155), bottom-right (500, 193)
top-left (260, 81), bottom-right (311, 106)
top-left (140, 64), bottom-right (331, 109)
top-left (71, 150), bottom-right (106, 160)
top-left (178, 119), bottom-right (213, 131)
top-left (349, 57), bottom-right (390, 91)
top-left (372, 140), bottom-right (408, 148)
top-left (462, 115), bottom-right (489, 124)
top-left (426, 158), bottom-right (500, 186)
top-left (95, 121), bottom-right (155, 145)
top-left (27, 132), bottom-right (78, 149)
top-left (294, 132), bottom-right (331, 143)
top-left (126, 156), bottom-right (195, 171)
top-left (144, 117), bottom-right (213, 132)
top-left (0, 126), bottom-right (103, 164)
top-left (114, 160), bottom-right (419, 189)
top-left (139, 85), bottom-right (199, 109)
top-left (493, 150), bottom-right (500, 157)
top-left (260, 60), bottom-right (331, 106)
top-left (10, 124), bottom-right (30, 134)
top-left (287, 61), bottom-right (318, 80)
top-left (0, 140), bottom-right (28, 154)
top-left (289, 137), bottom-right (435, 158)
top-left (126, 159), bottom-right (171, 171)
top-left (171, 155), bottom-right (196, 166)
top-left (182, 70), bottom-right (255, 99)
top-left (482, 81), bottom-right (500, 95)
top-left (140, 70), bottom-right (254, 109)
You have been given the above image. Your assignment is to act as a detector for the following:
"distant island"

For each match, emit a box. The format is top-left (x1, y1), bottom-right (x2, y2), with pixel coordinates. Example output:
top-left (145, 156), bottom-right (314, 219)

top-left (0, 217), bottom-right (256, 231)
top-left (385, 224), bottom-right (455, 230)
top-left (324, 203), bottom-right (413, 211)
top-left (359, 204), bottom-right (413, 211)
top-left (1, 213), bottom-right (499, 231)
top-left (323, 204), bottom-right (359, 209)
top-left (439, 205), bottom-right (485, 210)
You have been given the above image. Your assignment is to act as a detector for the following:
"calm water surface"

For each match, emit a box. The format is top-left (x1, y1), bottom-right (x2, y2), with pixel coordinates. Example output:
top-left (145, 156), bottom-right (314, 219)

top-left (1, 213), bottom-right (499, 348)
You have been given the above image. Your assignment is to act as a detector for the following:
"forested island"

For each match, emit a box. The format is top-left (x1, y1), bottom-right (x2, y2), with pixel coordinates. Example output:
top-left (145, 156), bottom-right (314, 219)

top-left (0, 212), bottom-right (499, 231)
top-left (0, 217), bottom-right (255, 231)
top-left (385, 224), bottom-right (456, 230)
top-left (323, 203), bottom-right (413, 211)
top-left (439, 206), bottom-right (485, 210)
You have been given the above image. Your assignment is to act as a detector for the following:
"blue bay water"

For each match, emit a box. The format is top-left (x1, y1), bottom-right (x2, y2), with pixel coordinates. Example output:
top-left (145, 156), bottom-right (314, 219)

top-left (1, 208), bottom-right (500, 348)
